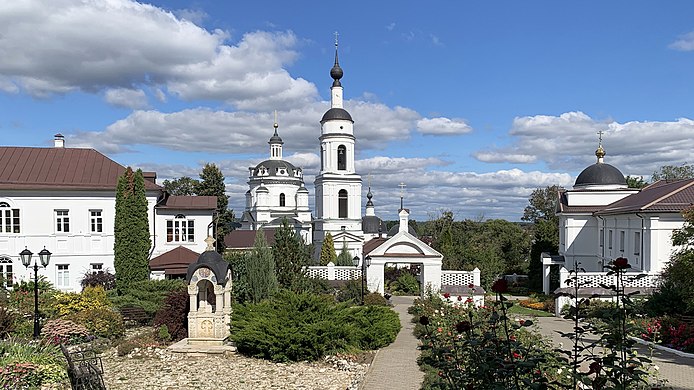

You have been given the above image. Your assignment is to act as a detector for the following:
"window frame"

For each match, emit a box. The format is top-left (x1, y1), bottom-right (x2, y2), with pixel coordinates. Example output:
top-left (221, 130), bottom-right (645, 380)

top-left (89, 209), bottom-right (103, 233)
top-left (166, 214), bottom-right (195, 243)
top-left (338, 189), bottom-right (348, 218)
top-left (55, 210), bottom-right (70, 233)
top-left (0, 257), bottom-right (13, 288)
top-left (337, 145), bottom-right (346, 171)
top-left (0, 202), bottom-right (20, 234)
top-left (634, 232), bottom-right (641, 255)
top-left (608, 230), bottom-right (613, 250)
top-left (619, 230), bottom-right (625, 252)
top-left (56, 264), bottom-right (70, 288)
top-left (279, 193), bottom-right (286, 207)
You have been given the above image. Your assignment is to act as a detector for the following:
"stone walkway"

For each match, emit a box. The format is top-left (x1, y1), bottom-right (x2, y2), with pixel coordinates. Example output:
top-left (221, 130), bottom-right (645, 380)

top-left (535, 316), bottom-right (694, 389)
top-left (361, 296), bottom-right (424, 390)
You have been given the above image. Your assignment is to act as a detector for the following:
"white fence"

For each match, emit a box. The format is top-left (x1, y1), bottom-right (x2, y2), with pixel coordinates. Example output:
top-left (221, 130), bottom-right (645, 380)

top-left (306, 263), bottom-right (362, 281)
top-left (441, 268), bottom-right (481, 287)
top-left (558, 267), bottom-right (660, 289)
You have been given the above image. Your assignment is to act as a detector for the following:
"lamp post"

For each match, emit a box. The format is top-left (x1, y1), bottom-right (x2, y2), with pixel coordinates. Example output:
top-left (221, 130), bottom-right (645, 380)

top-left (20, 246), bottom-right (51, 339)
top-left (353, 255), bottom-right (371, 305)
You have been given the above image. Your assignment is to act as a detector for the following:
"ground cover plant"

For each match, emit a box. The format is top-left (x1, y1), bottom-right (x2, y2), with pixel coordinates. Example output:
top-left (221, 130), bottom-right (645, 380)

top-left (0, 337), bottom-right (68, 388)
top-left (231, 290), bottom-right (400, 362)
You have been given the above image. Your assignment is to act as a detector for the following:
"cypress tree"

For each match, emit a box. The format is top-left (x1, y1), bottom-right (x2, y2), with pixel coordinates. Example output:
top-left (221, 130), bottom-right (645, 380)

top-left (336, 241), bottom-right (353, 266)
top-left (114, 167), bottom-right (151, 293)
top-left (319, 233), bottom-right (337, 266)
top-left (196, 163), bottom-right (234, 252)
top-left (273, 219), bottom-right (309, 290)
top-left (244, 230), bottom-right (278, 303)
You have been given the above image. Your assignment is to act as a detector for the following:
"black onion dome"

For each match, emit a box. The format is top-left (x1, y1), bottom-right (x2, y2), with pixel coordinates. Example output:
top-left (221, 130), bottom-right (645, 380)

top-left (186, 250), bottom-right (230, 286)
top-left (331, 49), bottom-right (343, 86)
top-left (269, 133), bottom-right (283, 144)
top-left (574, 163), bottom-right (626, 187)
top-left (362, 216), bottom-right (387, 234)
top-left (321, 108), bottom-right (353, 123)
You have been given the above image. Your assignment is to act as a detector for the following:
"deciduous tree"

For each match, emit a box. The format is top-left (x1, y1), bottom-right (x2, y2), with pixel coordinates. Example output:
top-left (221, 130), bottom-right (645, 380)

top-left (651, 163), bottom-right (694, 182)
top-left (162, 176), bottom-right (200, 195)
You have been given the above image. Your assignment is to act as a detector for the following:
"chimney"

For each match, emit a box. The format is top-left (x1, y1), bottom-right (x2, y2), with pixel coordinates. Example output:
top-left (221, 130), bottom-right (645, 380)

top-left (399, 208), bottom-right (410, 233)
top-left (142, 171), bottom-right (157, 184)
top-left (54, 133), bottom-right (65, 148)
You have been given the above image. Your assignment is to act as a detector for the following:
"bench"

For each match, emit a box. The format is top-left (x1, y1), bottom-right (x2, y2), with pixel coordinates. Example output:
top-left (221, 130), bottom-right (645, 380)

top-left (60, 344), bottom-right (106, 390)
top-left (118, 306), bottom-right (149, 326)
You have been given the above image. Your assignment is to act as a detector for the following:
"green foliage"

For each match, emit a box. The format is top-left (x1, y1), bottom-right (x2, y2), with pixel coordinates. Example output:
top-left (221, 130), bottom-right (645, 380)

top-left (392, 272), bottom-right (420, 295)
top-left (225, 250), bottom-right (250, 304)
top-left (157, 324), bottom-right (172, 343)
top-left (363, 292), bottom-right (389, 306)
top-left (153, 289), bottom-right (189, 341)
top-left (528, 219), bottom-right (559, 292)
top-left (41, 319), bottom-right (91, 345)
top-left (54, 285), bottom-right (111, 316)
top-left (335, 279), bottom-right (363, 304)
top-left (196, 163), bottom-right (233, 252)
top-left (66, 307), bottom-right (125, 340)
top-left (626, 175), bottom-right (648, 189)
top-left (114, 167), bottom-right (151, 293)
top-left (109, 279), bottom-right (186, 321)
top-left (320, 233), bottom-right (337, 265)
top-left (335, 242), bottom-right (354, 266)
top-left (244, 230), bottom-right (278, 303)
top-left (80, 270), bottom-right (116, 290)
top-left (0, 338), bottom-right (68, 387)
top-left (116, 331), bottom-right (159, 356)
top-left (651, 163), bottom-right (694, 182)
top-left (0, 306), bottom-right (17, 339)
top-left (231, 291), bottom-right (399, 362)
top-left (163, 176), bottom-right (200, 195)
top-left (9, 277), bottom-right (60, 322)
top-left (522, 185), bottom-right (562, 224)
top-left (273, 219), bottom-right (310, 290)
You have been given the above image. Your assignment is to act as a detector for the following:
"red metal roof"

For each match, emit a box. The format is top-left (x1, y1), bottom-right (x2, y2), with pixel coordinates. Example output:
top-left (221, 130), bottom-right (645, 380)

top-left (157, 195), bottom-right (217, 210)
top-left (596, 179), bottom-right (694, 215)
top-left (149, 246), bottom-right (199, 271)
top-left (0, 147), bottom-right (160, 191)
top-left (224, 229), bottom-right (276, 249)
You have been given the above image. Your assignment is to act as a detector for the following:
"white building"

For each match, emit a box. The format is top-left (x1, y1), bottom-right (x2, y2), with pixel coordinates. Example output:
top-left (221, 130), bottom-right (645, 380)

top-left (238, 119), bottom-right (312, 243)
top-left (313, 43), bottom-right (365, 259)
top-left (0, 135), bottom-right (216, 291)
top-left (542, 142), bottom-right (694, 294)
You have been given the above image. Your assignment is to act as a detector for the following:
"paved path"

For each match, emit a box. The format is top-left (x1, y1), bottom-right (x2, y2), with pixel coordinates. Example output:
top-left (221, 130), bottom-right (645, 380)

top-left (535, 316), bottom-right (694, 389)
top-left (361, 296), bottom-right (424, 390)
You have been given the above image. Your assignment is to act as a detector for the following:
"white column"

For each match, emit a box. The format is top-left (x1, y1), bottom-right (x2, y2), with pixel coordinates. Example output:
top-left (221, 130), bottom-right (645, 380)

top-left (472, 268), bottom-right (481, 286)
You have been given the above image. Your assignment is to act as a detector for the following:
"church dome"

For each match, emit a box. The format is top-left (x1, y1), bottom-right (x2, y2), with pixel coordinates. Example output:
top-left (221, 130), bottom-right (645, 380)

top-left (362, 215), bottom-right (387, 234)
top-left (321, 108), bottom-right (353, 123)
top-left (574, 163), bottom-right (626, 188)
top-left (252, 159), bottom-right (299, 177)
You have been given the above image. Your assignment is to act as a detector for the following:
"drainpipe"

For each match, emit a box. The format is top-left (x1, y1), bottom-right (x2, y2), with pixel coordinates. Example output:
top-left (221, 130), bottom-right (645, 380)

top-left (596, 215), bottom-right (605, 268)
top-left (148, 193), bottom-right (162, 260)
top-left (636, 213), bottom-right (645, 271)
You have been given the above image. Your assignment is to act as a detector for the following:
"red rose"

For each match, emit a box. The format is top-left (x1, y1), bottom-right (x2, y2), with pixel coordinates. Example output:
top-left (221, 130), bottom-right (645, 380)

top-left (613, 257), bottom-right (630, 269)
top-left (443, 292), bottom-right (451, 299)
top-left (457, 295), bottom-right (463, 301)
top-left (468, 283), bottom-right (475, 289)
top-left (491, 279), bottom-right (508, 293)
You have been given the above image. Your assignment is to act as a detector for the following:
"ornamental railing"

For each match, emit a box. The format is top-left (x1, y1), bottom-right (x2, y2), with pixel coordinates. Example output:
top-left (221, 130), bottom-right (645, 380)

top-left (305, 263), bottom-right (362, 281)
top-left (558, 268), bottom-right (660, 290)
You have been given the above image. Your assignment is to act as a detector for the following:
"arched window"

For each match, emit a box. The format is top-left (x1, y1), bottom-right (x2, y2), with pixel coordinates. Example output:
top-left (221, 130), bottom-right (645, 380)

top-left (0, 202), bottom-right (20, 233)
top-left (0, 257), bottom-right (12, 288)
top-left (167, 214), bottom-right (194, 243)
top-left (279, 193), bottom-right (286, 207)
top-left (337, 145), bottom-right (346, 170)
top-left (338, 189), bottom-right (348, 218)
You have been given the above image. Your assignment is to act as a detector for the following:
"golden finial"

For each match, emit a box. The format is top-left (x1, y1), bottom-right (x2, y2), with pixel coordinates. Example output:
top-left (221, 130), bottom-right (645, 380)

top-left (596, 131), bottom-right (605, 162)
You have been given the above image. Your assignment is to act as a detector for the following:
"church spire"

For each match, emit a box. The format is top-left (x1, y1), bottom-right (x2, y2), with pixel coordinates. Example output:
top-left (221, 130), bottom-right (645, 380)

top-left (268, 110), bottom-right (283, 160)
top-left (329, 32), bottom-right (344, 109)
top-left (595, 130), bottom-right (605, 163)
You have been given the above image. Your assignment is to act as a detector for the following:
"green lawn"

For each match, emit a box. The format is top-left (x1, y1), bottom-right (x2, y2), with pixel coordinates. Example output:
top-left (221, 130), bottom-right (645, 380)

top-left (507, 304), bottom-right (554, 317)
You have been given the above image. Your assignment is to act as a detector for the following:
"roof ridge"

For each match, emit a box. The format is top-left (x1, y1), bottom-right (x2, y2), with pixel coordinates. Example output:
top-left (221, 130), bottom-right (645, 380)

top-left (642, 179), bottom-right (694, 210)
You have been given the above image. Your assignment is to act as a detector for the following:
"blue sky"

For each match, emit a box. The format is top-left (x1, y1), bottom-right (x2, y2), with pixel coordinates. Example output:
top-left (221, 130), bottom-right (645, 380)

top-left (2, 1), bottom-right (694, 221)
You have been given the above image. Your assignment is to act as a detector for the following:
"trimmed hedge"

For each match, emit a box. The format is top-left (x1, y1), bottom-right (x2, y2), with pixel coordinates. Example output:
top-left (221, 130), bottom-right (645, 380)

top-left (231, 291), bottom-right (400, 362)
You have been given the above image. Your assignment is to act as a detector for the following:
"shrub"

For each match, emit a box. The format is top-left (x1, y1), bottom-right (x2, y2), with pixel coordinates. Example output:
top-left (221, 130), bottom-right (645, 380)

top-left (117, 332), bottom-right (159, 356)
top-left (41, 319), bottom-right (90, 345)
top-left (9, 279), bottom-right (59, 319)
top-left (54, 286), bottom-right (111, 316)
top-left (392, 272), bottom-right (420, 295)
top-left (153, 289), bottom-right (189, 341)
top-left (0, 338), bottom-right (68, 387)
top-left (335, 279), bottom-right (363, 304)
top-left (108, 279), bottom-right (186, 319)
top-left (157, 324), bottom-right (172, 342)
top-left (66, 307), bottom-right (124, 339)
top-left (81, 270), bottom-right (116, 290)
top-left (231, 291), bottom-right (400, 362)
top-left (0, 306), bottom-right (17, 339)
top-left (363, 292), bottom-right (389, 306)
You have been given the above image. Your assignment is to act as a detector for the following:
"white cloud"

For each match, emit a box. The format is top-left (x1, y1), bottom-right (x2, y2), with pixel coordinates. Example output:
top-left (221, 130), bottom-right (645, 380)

top-left (0, 1), bottom-right (317, 110)
top-left (430, 34), bottom-right (443, 46)
top-left (0, 77), bottom-right (18, 93)
top-left (475, 111), bottom-right (694, 177)
top-left (386, 23), bottom-right (396, 31)
top-left (669, 31), bottom-right (694, 51)
top-left (417, 117), bottom-right (472, 136)
top-left (104, 88), bottom-right (148, 109)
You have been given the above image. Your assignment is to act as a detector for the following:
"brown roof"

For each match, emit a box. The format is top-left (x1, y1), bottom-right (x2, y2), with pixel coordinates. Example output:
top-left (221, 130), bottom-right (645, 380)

top-left (157, 195), bottom-right (217, 210)
top-left (224, 229), bottom-right (276, 249)
top-left (596, 179), bottom-right (694, 215)
top-left (363, 237), bottom-right (387, 255)
top-left (149, 246), bottom-right (199, 273)
top-left (0, 147), bottom-right (160, 191)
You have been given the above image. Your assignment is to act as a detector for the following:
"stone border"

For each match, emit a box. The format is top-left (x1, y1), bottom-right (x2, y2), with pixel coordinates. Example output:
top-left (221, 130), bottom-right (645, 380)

top-left (629, 336), bottom-right (694, 359)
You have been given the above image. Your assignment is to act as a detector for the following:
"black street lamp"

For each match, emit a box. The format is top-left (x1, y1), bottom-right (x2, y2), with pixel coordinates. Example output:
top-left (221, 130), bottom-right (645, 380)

top-left (20, 246), bottom-right (51, 339)
top-left (353, 255), bottom-right (371, 305)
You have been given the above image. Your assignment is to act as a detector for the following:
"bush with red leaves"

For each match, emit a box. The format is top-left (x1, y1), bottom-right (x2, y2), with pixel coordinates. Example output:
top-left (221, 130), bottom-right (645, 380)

top-left (153, 289), bottom-right (189, 341)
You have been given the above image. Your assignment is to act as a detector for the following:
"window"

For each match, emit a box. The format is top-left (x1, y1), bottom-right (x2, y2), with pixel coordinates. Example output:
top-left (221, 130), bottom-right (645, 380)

top-left (338, 190), bottom-right (348, 218)
top-left (0, 202), bottom-right (20, 233)
top-left (90, 263), bottom-right (103, 272)
top-left (337, 145), bottom-right (346, 170)
top-left (0, 257), bottom-right (13, 288)
top-left (619, 231), bottom-right (625, 252)
top-left (634, 232), bottom-right (641, 255)
top-left (608, 230), bottom-right (613, 249)
top-left (56, 264), bottom-right (69, 288)
top-left (55, 210), bottom-right (70, 233)
top-left (166, 215), bottom-right (195, 243)
top-left (90, 210), bottom-right (103, 233)
top-left (279, 193), bottom-right (286, 207)
top-left (599, 229), bottom-right (604, 247)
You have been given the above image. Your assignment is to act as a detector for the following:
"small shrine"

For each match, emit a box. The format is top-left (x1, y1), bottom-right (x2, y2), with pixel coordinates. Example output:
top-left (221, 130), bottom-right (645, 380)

top-left (185, 236), bottom-right (232, 346)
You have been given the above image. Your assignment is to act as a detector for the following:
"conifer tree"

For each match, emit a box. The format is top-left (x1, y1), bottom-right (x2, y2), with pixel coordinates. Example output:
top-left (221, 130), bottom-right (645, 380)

top-left (273, 219), bottom-right (309, 290)
top-left (245, 230), bottom-right (278, 303)
top-left (196, 163), bottom-right (234, 252)
top-left (114, 167), bottom-right (151, 293)
top-left (319, 233), bottom-right (337, 266)
top-left (336, 241), bottom-right (354, 266)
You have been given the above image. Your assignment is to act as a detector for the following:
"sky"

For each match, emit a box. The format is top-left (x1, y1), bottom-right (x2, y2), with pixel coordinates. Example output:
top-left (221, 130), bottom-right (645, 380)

top-left (1, 1), bottom-right (694, 221)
